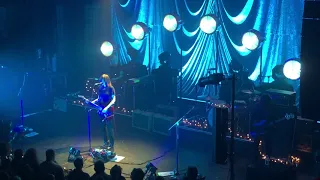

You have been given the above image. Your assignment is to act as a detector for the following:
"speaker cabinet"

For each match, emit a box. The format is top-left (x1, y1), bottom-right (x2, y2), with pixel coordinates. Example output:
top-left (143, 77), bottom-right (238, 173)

top-left (211, 107), bottom-right (228, 164)
top-left (300, 1), bottom-right (320, 120)
top-left (132, 110), bottom-right (152, 132)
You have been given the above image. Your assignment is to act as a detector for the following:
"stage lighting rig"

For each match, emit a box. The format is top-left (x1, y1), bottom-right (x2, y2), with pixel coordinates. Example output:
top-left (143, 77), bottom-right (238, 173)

top-left (131, 22), bottom-right (151, 74)
top-left (131, 22), bottom-right (150, 41)
top-left (242, 29), bottom-right (265, 84)
top-left (283, 58), bottom-right (301, 80)
top-left (163, 14), bottom-right (182, 32)
top-left (100, 41), bottom-right (114, 57)
top-left (242, 29), bottom-right (264, 51)
top-left (163, 14), bottom-right (183, 97)
top-left (200, 14), bottom-right (219, 34)
top-left (198, 73), bottom-right (236, 180)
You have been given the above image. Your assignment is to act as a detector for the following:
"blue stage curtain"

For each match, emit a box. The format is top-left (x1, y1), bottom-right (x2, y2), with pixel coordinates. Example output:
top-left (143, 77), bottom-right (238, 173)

top-left (112, 0), bottom-right (304, 99)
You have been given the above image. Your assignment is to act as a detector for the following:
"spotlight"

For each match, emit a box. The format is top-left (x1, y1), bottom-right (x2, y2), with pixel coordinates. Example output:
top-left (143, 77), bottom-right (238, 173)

top-left (163, 14), bottom-right (181, 32)
top-left (100, 41), bottom-right (114, 57)
top-left (200, 14), bottom-right (219, 34)
top-left (131, 22), bottom-right (149, 40)
top-left (283, 59), bottom-right (301, 80)
top-left (242, 29), bottom-right (264, 50)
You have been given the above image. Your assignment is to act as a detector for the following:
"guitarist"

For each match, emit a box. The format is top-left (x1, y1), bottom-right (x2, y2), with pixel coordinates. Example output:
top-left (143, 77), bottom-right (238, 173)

top-left (89, 74), bottom-right (116, 150)
top-left (251, 94), bottom-right (275, 165)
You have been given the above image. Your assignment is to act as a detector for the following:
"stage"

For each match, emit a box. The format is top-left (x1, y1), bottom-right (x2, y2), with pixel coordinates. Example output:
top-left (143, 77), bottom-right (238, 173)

top-left (8, 108), bottom-right (313, 180)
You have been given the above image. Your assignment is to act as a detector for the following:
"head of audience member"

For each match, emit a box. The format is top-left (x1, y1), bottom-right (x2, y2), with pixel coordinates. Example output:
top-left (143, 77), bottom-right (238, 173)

top-left (23, 148), bottom-right (39, 166)
top-left (186, 166), bottom-right (198, 180)
top-left (94, 160), bottom-right (105, 174)
top-left (130, 168), bottom-right (144, 180)
top-left (110, 165), bottom-right (122, 179)
top-left (13, 149), bottom-right (24, 160)
top-left (0, 157), bottom-right (11, 171)
top-left (11, 176), bottom-right (22, 180)
top-left (0, 142), bottom-right (10, 157)
top-left (45, 149), bottom-right (55, 162)
top-left (45, 174), bottom-right (55, 180)
top-left (73, 158), bottom-right (84, 170)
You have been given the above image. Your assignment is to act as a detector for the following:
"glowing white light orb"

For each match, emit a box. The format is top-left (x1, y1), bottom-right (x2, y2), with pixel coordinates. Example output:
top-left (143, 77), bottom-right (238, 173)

top-left (283, 59), bottom-right (301, 80)
top-left (100, 41), bottom-right (114, 57)
top-left (131, 24), bottom-right (146, 40)
top-left (242, 30), bottom-right (261, 50)
top-left (200, 15), bottom-right (218, 34)
top-left (163, 14), bottom-right (179, 32)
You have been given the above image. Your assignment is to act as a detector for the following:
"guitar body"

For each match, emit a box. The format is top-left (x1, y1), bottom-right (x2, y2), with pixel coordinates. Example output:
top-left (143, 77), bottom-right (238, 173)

top-left (251, 113), bottom-right (295, 138)
top-left (98, 105), bottom-right (114, 122)
top-left (78, 95), bottom-right (114, 122)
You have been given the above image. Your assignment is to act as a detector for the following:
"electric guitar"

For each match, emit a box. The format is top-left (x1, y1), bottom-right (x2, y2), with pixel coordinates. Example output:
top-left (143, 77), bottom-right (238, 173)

top-left (78, 95), bottom-right (114, 121)
top-left (251, 113), bottom-right (295, 136)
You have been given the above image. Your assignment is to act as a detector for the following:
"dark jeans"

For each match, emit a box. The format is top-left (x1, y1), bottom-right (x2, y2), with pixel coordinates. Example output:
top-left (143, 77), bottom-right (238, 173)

top-left (253, 133), bottom-right (273, 164)
top-left (103, 119), bottom-right (114, 147)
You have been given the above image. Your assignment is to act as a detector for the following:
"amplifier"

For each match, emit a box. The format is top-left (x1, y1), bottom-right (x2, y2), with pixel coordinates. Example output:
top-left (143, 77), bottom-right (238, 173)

top-left (132, 110), bottom-right (152, 132)
top-left (152, 113), bottom-right (175, 136)
top-left (211, 107), bottom-right (228, 164)
top-left (266, 89), bottom-right (296, 107)
top-left (156, 105), bottom-right (179, 118)
top-left (246, 163), bottom-right (297, 180)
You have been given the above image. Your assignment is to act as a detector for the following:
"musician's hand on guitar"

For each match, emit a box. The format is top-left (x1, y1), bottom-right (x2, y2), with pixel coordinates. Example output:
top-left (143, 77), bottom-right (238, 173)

top-left (102, 109), bottom-right (108, 114)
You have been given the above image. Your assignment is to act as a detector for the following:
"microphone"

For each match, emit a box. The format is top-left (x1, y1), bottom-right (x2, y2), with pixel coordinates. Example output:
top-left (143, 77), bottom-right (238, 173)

top-left (94, 82), bottom-right (102, 86)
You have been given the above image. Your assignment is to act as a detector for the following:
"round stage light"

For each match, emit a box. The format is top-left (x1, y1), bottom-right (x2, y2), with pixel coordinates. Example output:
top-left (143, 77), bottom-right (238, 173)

top-left (100, 41), bottom-right (114, 57)
top-left (163, 14), bottom-right (180, 32)
top-left (200, 14), bottom-right (218, 34)
top-left (242, 29), bottom-right (264, 51)
top-left (131, 22), bottom-right (148, 40)
top-left (283, 59), bottom-right (301, 80)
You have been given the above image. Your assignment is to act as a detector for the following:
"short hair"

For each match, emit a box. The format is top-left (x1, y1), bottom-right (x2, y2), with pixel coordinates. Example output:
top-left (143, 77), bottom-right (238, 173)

top-left (14, 149), bottom-right (24, 159)
top-left (187, 166), bottom-right (198, 179)
top-left (158, 52), bottom-right (171, 65)
top-left (74, 158), bottom-right (83, 169)
top-left (94, 160), bottom-right (105, 173)
top-left (110, 165), bottom-right (122, 178)
top-left (130, 168), bottom-right (144, 180)
top-left (46, 149), bottom-right (55, 161)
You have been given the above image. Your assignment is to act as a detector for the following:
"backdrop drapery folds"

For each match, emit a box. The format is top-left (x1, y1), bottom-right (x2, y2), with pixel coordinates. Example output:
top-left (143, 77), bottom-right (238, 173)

top-left (112, 0), bottom-right (304, 99)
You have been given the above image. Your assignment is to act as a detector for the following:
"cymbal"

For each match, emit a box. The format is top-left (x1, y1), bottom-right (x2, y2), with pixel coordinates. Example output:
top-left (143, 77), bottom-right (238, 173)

top-left (241, 89), bottom-right (261, 95)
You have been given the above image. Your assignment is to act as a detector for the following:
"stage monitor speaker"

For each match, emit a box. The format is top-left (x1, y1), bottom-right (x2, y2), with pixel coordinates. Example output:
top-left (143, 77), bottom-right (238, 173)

top-left (300, 0), bottom-right (320, 120)
top-left (132, 110), bottom-right (152, 132)
top-left (211, 107), bottom-right (228, 164)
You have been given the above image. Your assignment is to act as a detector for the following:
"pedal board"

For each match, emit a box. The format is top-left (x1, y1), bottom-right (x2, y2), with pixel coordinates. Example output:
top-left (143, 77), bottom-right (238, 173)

top-left (91, 148), bottom-right (116, 163)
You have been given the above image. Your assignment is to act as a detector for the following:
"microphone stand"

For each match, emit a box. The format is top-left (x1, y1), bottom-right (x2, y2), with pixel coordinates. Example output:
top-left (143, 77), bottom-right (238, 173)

top-left (229, 73), bottom-right (236, 180)
top-left (159, 106), bottom-right (195, 178)
top-left (17, 73), bottom-right (28, 128)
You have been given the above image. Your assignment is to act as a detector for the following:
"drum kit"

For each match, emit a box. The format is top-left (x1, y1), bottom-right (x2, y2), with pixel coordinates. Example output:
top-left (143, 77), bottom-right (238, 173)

top-left (203, 84), bottom-right (263, 136)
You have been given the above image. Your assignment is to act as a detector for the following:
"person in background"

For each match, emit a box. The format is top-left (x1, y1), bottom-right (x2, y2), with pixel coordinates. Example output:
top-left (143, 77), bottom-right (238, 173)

top-left (130, 168), bottom-right (144, 180)
top-left (67, 158), bottom-right (89, 180)
top-left (110, 165), bottom-right (125, 180)
top-left (152, 51), bottom-right (178, 105)
top-left (39, 149), bottom-right (64, 180)
top-left (183, 166), bottom-right (198, 180)
top-left (90, 160), bottom-right (112, 180)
